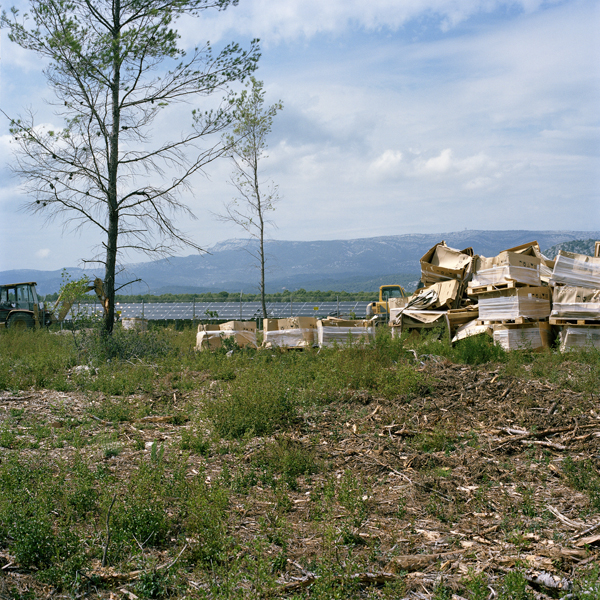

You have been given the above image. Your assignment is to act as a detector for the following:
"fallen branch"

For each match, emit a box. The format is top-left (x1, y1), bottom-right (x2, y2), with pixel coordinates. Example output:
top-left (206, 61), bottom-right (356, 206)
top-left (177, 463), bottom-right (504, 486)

top-left (89, 414), bottom-right (113, 426)
top-left (570, 519), bottom-right (600, 541)
top-left (275, 571), bottom-right (398, 594)
top-left (493, 423), bottom-right (597, 450)
top-left (547, 505), bottom-right (584, 530)
top-left (521, 440), bottom-right (567, 451)
top-left (363, 455), bottom-right (452, 502)
top-left (387, 550), bottom-right (467, 573)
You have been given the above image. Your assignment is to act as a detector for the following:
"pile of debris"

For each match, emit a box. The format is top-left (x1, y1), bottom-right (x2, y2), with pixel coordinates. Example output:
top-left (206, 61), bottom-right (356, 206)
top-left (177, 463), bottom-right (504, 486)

top-left (390, 240), bottom-right (600, 351)
top-left (196, 317), bottom-right (374, 351)
top-left (196, 321), bottom-right (258, 350)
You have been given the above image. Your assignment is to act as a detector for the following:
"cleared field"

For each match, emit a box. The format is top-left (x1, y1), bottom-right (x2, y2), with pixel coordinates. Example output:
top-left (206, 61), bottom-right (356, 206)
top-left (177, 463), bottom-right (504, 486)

top-left (0, 327), bottom-right (598, 599)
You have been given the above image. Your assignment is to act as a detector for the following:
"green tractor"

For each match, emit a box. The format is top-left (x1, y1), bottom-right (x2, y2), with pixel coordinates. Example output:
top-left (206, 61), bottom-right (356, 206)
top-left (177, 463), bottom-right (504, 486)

top-left (0, 281), bottom-right (53, 330)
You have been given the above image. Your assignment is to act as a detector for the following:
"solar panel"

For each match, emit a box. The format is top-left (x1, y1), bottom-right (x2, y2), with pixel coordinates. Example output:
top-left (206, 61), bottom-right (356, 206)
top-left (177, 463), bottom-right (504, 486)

top-left (64, 301), bottom-right (371, 321)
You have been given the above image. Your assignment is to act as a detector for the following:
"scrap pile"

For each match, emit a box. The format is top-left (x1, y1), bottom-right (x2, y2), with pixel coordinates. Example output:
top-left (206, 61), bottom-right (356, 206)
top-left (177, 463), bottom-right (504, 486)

top-left (390, 240), bottom-right (600, 352)
top-left (549, 247), bottom-right (600, 351)
top-left (196, 321), bottom-right (258, 350)
top-left (197, 317), bottom-right (374, 351)
top-left (262, 316), bottom-right (374, 349)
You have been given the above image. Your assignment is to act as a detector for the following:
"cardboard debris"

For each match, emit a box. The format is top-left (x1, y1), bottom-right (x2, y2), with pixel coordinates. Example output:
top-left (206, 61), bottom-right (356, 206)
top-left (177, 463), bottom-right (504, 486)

top-left (420, 241), bottom-right (473, 285)
top-left (550, 251), bottom-right (600, 288)
top-left (559, 326), bottom-right (600, 351)
top-left (196, 321), bottom-right (257, 351)
top-left (388, 296), bottom-right (409, 310)
top-left (550, 286), bottom-right (600, 319)
top-left (452, 319), bottom-right (492, 343)
top-left (471, 251), bottom-right (542, 289)
top-left (493, 321), bottom-right (551, 351)
top-left (446, 305), bottom-right (479, 330)
top-left (317, 318), bottom-right (374, 348)
top-left (477, 287), bottom-right (551, 322)
top-left (263, 317), bottom-right (317, 348)
top-left (412, 279), bottom-right (462, 309)
top-left (502, 241), bottom-right (555, 283)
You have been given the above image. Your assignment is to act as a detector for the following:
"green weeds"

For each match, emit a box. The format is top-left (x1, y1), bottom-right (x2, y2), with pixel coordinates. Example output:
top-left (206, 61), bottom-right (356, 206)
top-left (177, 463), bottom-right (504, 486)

top-left (562, 457), bottom-right (600, 511)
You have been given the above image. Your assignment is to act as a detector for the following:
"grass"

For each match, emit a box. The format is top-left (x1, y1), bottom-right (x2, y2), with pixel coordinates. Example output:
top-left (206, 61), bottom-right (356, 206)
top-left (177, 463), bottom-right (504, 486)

top-left (0, 324), bottom-right (599, 598)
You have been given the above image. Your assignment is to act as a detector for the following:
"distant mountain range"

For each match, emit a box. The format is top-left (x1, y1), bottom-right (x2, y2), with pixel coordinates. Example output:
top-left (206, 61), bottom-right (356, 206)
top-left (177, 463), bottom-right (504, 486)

top-left (2, 230), bottom-right (599, 295)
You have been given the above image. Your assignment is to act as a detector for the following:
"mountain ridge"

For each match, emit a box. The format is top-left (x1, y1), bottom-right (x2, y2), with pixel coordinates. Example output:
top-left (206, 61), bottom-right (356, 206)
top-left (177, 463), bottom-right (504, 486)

top-left (3, 230), bottom-right (599, 295)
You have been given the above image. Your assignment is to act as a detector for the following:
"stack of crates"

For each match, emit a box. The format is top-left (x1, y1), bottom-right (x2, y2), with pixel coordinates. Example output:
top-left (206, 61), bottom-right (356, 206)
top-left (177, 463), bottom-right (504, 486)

top-left (468, 243), bottom-right (552, 351)
top-left (549, 250), bottom-right (600, 351)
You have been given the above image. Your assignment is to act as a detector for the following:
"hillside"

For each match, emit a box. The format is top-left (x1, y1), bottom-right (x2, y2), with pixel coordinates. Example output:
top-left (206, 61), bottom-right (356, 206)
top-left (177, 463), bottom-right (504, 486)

top-left (542, 238), bottom-right (598, 259)
top-left (2, 230), bottom-right (599, 295)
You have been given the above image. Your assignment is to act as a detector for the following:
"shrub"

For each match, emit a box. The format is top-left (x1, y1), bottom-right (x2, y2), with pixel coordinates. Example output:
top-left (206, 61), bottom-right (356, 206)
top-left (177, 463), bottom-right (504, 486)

top-left (207, 364), bottom-right (297, 438)
top-left (253, 437), bottom-right (320, 489)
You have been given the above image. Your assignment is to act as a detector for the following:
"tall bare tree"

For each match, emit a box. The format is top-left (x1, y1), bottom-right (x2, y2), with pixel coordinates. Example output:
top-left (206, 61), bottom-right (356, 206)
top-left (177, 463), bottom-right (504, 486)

top-left (218, 77), bottom-right (282, 319)
top-left (1, 0), bottom-right (259, 333)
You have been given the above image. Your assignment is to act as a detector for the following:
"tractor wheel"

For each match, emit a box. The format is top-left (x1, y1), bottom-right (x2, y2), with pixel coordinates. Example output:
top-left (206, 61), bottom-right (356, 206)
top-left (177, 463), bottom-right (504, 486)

top-left (7, 313), bottom-right (35, 330)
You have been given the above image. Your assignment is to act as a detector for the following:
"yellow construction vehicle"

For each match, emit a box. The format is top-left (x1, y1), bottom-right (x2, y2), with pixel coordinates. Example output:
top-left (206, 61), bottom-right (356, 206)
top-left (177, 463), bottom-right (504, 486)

top-left (0, 278), bottom-right (109, 330)
top-left (53, 278), bottom-right (108, 322)
top-left (366, 285), bottom-right (407, 324)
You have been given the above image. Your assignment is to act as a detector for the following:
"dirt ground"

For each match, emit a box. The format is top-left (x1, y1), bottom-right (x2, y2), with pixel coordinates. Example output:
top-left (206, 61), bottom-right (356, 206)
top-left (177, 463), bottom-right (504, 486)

top-left (1, 358), bottom-right (599, 599)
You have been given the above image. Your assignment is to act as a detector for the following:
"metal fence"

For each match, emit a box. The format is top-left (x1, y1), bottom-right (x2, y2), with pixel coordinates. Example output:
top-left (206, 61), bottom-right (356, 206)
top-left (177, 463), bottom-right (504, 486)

top-left (66, 301), bottom-right (370, 321)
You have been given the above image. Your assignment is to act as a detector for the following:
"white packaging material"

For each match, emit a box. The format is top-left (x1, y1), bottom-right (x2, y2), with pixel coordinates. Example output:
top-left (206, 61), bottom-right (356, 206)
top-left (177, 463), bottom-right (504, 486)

top-left (559, 326), bottom-right (600, 351)
top-left (317, 324), bottom-right (374, 348)
top-left (551, 251), bottom-right (600, 288)
top-left (221, 330), bottom-right (257, 348)
top-left (493, 327), bottom-right (547, 351)
top-left (551, 302), bottom-right (600, 320)
top-left (263, 328), bottom-right (314, 348)
top-left (471, 265), bottom-right (540, 288)
top-left (478, 295), bottom-right (551, 321)
top-left (540, 262), bottom-right (553, 284)
top-left (452, 320), bottom-right (492, 343)
top-left (195, 324), bottom-right (257, 350)
top-left (550, 286), bottom-right (600, 319)
top-left (196, 330), bottom-right (222, 350)
top-left (122, 317), bottom-right (148, 331)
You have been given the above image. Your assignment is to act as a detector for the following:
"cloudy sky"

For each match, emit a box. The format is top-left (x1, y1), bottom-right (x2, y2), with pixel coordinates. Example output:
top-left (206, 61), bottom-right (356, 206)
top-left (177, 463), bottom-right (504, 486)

top-left (1, 0), bottom-right (599, 272)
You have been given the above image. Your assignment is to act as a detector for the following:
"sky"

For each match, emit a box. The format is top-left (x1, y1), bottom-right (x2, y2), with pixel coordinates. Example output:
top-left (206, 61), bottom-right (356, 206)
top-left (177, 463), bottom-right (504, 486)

top-left (0, 0), bottom-right (599, 272)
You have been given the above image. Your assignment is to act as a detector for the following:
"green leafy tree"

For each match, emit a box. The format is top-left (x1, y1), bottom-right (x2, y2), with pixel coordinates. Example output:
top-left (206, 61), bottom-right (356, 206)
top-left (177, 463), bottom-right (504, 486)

top-left (218, 77), bottom-right (282, 319)
top-left (1, 0), bottom-right (259, 333)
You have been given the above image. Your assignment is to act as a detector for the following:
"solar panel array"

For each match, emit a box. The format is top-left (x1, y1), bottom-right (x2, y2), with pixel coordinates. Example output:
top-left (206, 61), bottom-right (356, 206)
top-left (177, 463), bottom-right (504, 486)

top-left (67, 301), bottom-right (370, 321)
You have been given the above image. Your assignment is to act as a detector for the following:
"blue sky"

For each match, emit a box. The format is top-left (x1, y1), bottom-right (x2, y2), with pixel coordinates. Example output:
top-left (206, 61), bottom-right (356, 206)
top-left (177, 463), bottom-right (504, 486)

top-left (1, 0), bottom-right (599, 272)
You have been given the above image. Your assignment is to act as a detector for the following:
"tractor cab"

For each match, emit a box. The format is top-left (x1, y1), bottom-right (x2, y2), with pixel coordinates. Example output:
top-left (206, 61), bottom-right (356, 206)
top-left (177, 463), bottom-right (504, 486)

top-left (366, 285), bottom-right (407, 324)
top-left (0, 282), bottom-right (51, 329)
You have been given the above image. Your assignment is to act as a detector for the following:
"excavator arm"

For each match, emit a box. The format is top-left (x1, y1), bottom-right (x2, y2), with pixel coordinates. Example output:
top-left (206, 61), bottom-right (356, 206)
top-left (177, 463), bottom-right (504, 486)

top-left (53, 278), bottom-right (108, 322)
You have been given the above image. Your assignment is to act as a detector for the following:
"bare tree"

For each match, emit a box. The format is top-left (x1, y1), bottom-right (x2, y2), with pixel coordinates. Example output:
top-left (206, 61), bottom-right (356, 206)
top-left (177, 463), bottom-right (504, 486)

top-left (1, 0), bottom-right (259, 333)
top-left (218, 77), bottom-right (282, 319)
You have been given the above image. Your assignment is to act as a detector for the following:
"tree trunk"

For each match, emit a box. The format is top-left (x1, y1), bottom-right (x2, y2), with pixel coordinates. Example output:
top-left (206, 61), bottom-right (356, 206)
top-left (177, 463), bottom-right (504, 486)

top-left (255, 161), bottom-right (267, 320)
top-left (104, 2), bottom-right (122, 334)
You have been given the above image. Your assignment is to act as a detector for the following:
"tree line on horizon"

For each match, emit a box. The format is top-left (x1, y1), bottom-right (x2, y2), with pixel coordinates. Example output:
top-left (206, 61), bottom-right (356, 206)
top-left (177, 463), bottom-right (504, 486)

top-left (41, 288), bottom-right (379, 304)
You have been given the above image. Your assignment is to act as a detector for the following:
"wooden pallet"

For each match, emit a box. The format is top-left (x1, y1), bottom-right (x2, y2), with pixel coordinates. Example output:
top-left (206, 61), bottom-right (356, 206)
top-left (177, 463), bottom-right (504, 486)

top-left (467, 281), bottom-right (530, 295)
top-left (549, 317), bottom-right (600, 327)
top-left (476, 317), bottom-right (548, 326)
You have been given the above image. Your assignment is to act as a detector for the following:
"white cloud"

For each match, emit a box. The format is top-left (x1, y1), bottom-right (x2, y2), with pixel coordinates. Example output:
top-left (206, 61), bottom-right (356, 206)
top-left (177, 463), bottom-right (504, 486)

top-left (419, 148), bottom-right (454, 173)
top-left (35, 248), bottom-right (50, 259)
top-left (370, 150), bottom-right (404, 178)
top-left (177, 0), bottom-right (560, 46)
